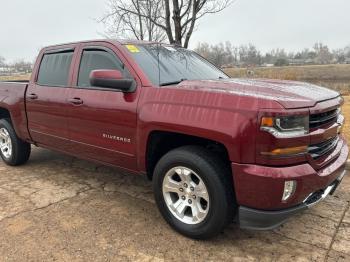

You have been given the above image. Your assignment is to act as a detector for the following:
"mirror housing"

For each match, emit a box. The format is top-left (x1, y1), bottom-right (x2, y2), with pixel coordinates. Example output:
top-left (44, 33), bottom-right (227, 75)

top-left (89, 70), bottom-right (136, 92)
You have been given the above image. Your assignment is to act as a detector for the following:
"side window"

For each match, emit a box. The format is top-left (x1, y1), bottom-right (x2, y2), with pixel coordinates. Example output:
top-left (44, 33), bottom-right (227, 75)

top-left (77, 49), bottom-right (131, 88)
top-left (37, 51), bottom-right (73, 87)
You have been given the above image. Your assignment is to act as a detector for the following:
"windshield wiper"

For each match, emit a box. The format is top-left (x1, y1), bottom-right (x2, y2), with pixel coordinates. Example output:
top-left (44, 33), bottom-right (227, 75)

top-left (160, 78), bottom-right (187, 86)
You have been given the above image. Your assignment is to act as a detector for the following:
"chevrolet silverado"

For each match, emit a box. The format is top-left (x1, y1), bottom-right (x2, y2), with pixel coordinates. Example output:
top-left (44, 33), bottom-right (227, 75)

top-left (0, 40), bottom-right (348, 239)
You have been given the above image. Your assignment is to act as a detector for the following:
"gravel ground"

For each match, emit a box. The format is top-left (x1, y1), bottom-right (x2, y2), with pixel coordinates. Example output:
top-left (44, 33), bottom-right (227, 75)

top-left (0, 147), bottom-right (349, 262)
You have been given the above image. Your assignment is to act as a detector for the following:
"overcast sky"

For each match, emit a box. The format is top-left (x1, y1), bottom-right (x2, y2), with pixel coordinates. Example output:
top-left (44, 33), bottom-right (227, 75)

top-left (0, 0), bottom-right (349, 62)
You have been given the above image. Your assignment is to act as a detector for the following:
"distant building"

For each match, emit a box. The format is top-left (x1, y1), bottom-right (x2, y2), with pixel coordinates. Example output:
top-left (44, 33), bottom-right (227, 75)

top-left (304, 59), bottom-right (316, 65)
top-left (262, 63), bottom-right (274, 67)
top-left (0, 67), bottom-right (12, 76)
top-left (0, 67), bottom-right (10, 72)
top-left (221, 64), bottom-right (236, 69)
top-left (285, 58), bottom-right (317, 66)
top-left (345, 58), bottom-right (350, 64)
top-left (288, 59), bottom-right (306, 66)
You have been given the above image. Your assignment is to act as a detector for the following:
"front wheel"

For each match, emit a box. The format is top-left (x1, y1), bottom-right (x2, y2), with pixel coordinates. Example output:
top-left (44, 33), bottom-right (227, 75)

top-left (153, 146), bottom-right (235, 239)
top-left (0, 119), bottom-right (31, 166)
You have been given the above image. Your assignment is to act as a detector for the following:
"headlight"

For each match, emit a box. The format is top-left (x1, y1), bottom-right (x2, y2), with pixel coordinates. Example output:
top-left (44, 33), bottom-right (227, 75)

top-left (261, 115), bottom-right (309, 138)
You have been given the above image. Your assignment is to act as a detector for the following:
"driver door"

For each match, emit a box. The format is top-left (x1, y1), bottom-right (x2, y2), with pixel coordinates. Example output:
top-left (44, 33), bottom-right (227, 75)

top-left (66, 43), bottom-right (139, 169)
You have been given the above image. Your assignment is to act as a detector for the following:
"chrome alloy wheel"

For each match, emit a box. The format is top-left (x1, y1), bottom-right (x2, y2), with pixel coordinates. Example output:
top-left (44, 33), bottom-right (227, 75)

top-left (162, 166), bottom-right (210, 225)
top-left (0, 128), bottom-right (12, 159)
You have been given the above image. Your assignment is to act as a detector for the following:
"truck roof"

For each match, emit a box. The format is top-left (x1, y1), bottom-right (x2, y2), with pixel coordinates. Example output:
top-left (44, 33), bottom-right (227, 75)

top-left (42, 39), bottom-right (166, 50)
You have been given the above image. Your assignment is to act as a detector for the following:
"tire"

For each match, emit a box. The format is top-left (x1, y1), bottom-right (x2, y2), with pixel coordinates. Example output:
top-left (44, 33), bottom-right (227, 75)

top-left (153, 145), bottom-right (236, 239)
top-left (0, 118), bottom-right (31, 166)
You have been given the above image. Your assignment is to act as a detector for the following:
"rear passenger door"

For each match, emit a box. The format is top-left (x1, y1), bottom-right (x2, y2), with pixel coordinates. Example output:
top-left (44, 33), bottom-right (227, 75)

top-left (26, 47), bottom-right (75, 150)
top-left (67, 43), bottom-right (140, 169)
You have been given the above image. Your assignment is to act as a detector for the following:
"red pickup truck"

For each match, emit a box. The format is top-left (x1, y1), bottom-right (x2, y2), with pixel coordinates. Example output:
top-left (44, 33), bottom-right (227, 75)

top-left (0, 40), bottom-right (348, 239)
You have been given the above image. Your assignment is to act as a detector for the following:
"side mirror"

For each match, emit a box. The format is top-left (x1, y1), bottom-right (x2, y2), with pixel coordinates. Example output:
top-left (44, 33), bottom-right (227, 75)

top-left (89, 70), bottom-right (136, 93)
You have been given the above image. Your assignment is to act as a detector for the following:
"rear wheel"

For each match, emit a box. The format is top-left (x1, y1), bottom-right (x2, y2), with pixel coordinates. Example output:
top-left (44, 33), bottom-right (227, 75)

top-left (153, 146), bottom-right (235, 239)
top-left (0, 119), bottom-right (31, 166)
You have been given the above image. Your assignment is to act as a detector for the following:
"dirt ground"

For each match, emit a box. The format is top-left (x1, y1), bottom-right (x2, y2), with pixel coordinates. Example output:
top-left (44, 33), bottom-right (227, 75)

top-left (0, 147), bottom-right (349, 261)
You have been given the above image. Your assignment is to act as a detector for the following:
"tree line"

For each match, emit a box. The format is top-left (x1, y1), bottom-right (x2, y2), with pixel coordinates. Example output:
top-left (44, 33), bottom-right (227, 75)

top-left (2, 41), bottom-right (349, 75)
top-left (0, 56), bottom-right (32, 75)
top-left (194, 42), bottom-right (350, 68)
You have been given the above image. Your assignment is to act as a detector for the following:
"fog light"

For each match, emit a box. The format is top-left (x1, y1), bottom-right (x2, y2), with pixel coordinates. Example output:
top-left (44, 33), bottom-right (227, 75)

top-left (282, 181), bottom-right (297, 201)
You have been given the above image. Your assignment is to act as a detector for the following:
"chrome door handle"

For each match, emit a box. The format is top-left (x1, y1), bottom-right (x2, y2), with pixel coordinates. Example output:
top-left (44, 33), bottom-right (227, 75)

top-left (28, 93), bottom-right (38, 100)
top-left (68, 98), bottom-right (83, 105)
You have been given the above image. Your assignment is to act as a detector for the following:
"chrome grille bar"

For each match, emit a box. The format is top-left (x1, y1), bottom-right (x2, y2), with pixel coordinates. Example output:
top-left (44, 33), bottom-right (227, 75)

top-left (308, 136), bottom-right (339, 159)
top-left (309, 108), bottom-right (340, 129)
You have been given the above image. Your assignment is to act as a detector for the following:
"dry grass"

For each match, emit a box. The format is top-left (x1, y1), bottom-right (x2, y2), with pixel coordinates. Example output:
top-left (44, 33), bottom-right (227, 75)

top-left (342, 96), bottom-right (350, 142)
top-left (225, 64), bottom-right (350, 80)
top-left (224, 64), bottom-right (350, 95)
top-left (0, 74), bottom-right (31, 81)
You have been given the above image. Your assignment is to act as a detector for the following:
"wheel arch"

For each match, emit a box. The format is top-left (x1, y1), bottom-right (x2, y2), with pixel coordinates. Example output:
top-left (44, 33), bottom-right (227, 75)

top-left (0, 107), bottom-right (12, 122)
top-left (144, 130), bottom-right (231, 180)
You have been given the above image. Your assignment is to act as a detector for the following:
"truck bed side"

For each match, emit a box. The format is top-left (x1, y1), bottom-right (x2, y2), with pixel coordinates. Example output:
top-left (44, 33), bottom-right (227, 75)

top-left (0, 82), bottom-right (31, 141)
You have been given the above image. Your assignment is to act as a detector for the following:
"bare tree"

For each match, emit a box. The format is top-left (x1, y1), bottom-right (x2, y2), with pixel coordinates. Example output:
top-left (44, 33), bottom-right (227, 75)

top-left (101, 0), bottom-right (166, 42)
top-left (101, 0), bottom-right (234, 48)
top-left (13, 59), bottom-right (33, 73)
top-left (195, 42), bottom-right (239, 67)
top-left (345, 45), bottom-right (350, 58)
top-left (194, 42), bottom-right (211, 58)
top-left (0, 56), bottom-right (5, 67)
top-left (313, 43), bottom-right (333, 64)
top-left (333, 48), bottom-right (346, 63)
top-left (238, 44), bottom-right (261, 65)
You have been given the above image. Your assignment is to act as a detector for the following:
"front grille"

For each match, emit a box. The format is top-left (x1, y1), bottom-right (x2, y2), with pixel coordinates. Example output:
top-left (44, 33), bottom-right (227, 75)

top-left (308, 136), bottom-right (339, 159)
top-left (309, 108), bottom-right (339, 129)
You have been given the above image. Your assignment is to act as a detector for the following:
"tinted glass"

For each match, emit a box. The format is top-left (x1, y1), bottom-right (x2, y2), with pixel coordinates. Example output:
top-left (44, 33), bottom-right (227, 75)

top-left (37, 51), bottom-right (73, 86)
top-left (78, 49), bottom-right (130, 87)
top-left (124, 44), bottom-right (228, 86)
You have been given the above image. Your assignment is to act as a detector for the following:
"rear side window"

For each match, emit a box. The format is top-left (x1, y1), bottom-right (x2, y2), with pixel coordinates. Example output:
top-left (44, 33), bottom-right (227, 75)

top-left (37, 51), bottom-right (73, 87)
top-left (77, 49), bottom-right (130, 88)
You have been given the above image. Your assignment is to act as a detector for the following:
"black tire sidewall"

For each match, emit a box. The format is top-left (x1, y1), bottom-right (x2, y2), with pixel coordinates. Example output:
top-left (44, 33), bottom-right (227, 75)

top-left (0, 120), bottom-right (16, 164)
top-left (153, 147), bottom-right (232, 239)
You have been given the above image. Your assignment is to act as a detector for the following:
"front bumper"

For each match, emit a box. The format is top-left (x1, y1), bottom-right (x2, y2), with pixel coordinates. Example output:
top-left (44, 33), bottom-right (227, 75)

top-left (231, 137), bottom-right (348, 230)
top-left (238, 169), bottom-right (346, 230)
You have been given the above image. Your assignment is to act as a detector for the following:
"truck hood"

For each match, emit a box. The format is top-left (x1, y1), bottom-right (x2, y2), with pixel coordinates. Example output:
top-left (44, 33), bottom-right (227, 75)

top-left (176, 78), bottom-right (340, 109)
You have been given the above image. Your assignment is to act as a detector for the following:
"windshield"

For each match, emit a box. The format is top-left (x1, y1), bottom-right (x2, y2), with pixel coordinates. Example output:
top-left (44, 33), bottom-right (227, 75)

top-left (124, 44), bottom-right (228, 86)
